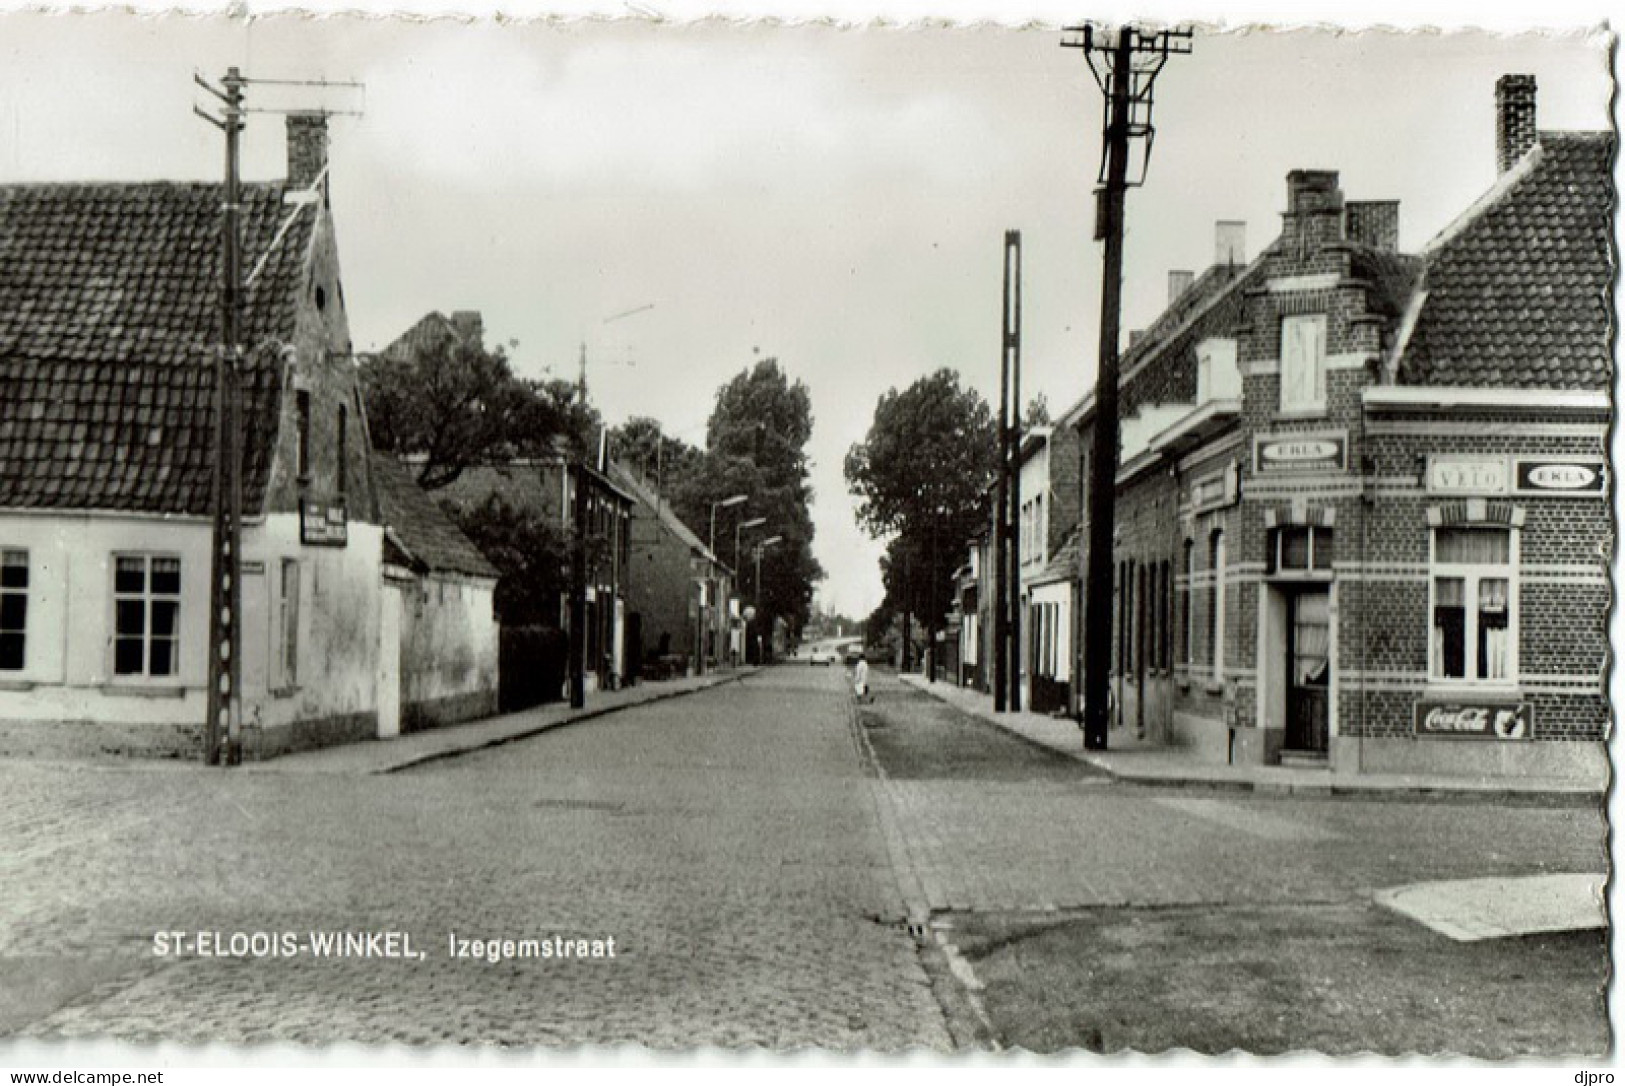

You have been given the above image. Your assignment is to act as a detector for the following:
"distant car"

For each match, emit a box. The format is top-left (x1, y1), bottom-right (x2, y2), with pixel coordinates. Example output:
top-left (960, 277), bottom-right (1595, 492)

top-left (809, 647), bottom-right (837, 666)
top-left (842, 644), bottom-right (864, 666)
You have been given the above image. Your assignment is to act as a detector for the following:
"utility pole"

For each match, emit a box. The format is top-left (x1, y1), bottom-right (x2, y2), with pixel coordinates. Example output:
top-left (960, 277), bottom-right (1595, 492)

top-left (993, 233), bottom-right (1018, 712)
top-left (569, 464), bottom-right (588, 708)
top-left (1064, 24), bottom-right (1191, 750)
top-left (195, 68), bottom-right (246, 766)
top-left (1006, 234), bottom-right (1023, 715)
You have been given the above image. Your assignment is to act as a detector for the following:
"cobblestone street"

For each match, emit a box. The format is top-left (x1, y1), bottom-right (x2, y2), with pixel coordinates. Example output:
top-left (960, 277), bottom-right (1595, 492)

top-left (0, 664), bottom-right (1609, 1055)
top-left (1, 669), bottom-right (948, 1049)
top-left (853, 670), bottom-right (1610, 1055)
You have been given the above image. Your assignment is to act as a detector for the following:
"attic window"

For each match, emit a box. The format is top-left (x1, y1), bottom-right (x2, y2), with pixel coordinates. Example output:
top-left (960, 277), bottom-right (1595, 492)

top-left (314, 284), bottom-right (328, 312)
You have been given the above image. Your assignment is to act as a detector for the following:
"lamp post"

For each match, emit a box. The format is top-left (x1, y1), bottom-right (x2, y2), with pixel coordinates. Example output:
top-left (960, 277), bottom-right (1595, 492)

top-left (754, 535), bottom-right (783, 665)
top-left (734, 516), bottom-right (767, 580)
top-left (709, 494), bottom-right (749, 557)
top-left (702, 494), bottom-right (748, 676)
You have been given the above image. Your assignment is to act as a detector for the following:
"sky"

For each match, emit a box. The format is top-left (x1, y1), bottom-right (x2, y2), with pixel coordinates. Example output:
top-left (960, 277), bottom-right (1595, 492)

top-left (0, 3), bottom-right (1612, 619)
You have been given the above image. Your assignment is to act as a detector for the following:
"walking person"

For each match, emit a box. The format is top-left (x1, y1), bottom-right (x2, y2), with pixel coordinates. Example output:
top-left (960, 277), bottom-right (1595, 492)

top-left (852, 651), bottom-right (871, 704)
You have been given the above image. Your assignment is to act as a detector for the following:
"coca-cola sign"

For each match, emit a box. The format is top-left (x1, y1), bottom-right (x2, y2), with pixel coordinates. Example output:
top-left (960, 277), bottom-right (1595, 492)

top-left (1414, 700), bottom-right (1533, 740)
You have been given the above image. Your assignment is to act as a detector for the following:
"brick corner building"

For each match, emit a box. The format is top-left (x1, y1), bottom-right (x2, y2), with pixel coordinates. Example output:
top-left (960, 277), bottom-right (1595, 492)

top-left (1065, 74), bottom-right (1611, 783)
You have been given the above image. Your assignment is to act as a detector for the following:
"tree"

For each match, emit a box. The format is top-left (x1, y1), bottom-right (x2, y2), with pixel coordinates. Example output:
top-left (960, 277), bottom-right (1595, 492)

top-left (845, 369), bottom-right (998, 657)
top-left (684, 358), bottom-right (824, 647)
top-left (610, 416), bottom-right (703, 495)
top-left (441, 493), bottom-right (569, 626)
top-left (361, 333), bottom-right (598, 491)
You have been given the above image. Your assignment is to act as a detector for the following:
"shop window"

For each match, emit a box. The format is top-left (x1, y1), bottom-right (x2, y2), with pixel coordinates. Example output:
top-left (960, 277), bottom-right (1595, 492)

top-left (113, 555), bottom-right (181, 677)
top-left (0, 549), bottom-right (26, 671)
top-left (1431, 526), bottom-right (1515, 683)
top-left (1270, 526), bottom-right (1334, 575)
top-left (1280, 313), bottom-right (1327, 413)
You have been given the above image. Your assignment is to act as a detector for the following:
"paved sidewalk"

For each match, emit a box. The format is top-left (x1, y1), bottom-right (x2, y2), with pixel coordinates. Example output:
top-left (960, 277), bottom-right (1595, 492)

top-left (897, 673), bottom-right (1605, 806)
top-left (241, 668), bottom-right (759, 775)
top-left (1376, 873), bottom-right (1607, 941)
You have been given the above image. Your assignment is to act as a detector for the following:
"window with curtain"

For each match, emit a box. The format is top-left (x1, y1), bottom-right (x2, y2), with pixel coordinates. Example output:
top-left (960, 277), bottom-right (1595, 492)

top-left (113, 554), bottom-right (181, 677)
top-left (1431, 526), bottom-right (1514, 683)
top-left (1293, 591), bottom-right (1330, 686)
top-left (1279, 313), bottom-right (1327, 413)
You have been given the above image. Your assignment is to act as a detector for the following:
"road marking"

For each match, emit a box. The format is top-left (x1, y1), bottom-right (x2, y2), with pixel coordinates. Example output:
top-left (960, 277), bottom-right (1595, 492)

top-left (1151, 795), bottom-right (1339, 842)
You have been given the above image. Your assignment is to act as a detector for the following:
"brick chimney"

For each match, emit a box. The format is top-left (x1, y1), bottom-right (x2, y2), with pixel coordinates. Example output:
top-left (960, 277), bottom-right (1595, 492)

top-left (1496, 74), bottom-right (1537, 174)
top-left (286, 112), bottom-right (329, 192)
top-left (1168, 270), bottom-right (1195, 305)
top-left (1344, 201), bottom-right (1400, 252)
top-left (1215, 220), bottom-right (1246, 267)
top-left (450, 310), bottom-right (485, 346)
top-left (1284, 170), bottom-right (1344, 252)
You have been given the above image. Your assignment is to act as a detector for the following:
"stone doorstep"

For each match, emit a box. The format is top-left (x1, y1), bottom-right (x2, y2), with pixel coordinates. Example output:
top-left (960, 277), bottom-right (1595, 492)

top-left (896, 673), bottom-right (1604, 804)
top-left (1375, 873), bottom-right (1608, 942)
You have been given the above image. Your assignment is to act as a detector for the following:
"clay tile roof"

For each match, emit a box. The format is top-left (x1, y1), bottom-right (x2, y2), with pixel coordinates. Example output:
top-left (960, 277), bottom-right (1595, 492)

top-left (0, 181), bottom-right (314, 515)
top-left (373, 455), bottom-right (499, 579)
top-left (604, 459), bottom-right (718, 564)
top-left (1397, 132), bottom-right (1614, 390)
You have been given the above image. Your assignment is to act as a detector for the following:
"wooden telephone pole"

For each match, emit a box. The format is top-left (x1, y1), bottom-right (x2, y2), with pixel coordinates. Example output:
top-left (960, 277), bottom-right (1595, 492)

top-left (1063, 25), bottom-right (1191, 750)
top-left (993, 231), bottom-right (1022, 713)
top-left (194, 69), bottom-right (362, 765)
top-left (195, 69), bottom-right (247, 766)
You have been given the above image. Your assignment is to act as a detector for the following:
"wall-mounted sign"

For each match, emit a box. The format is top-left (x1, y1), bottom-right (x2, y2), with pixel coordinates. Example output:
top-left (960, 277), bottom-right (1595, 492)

top-left (299, 498), bottom-right (348, 547)
top-left (1191, 459), bottom-right (1242, 514)
top-left (1414, 699), bottom-right (1532, 741)
top-left (1427, 456), bottom-right (1509, 496)
top-left (1514, 458), bottom-right (1606, 497)
top-left (1253, 431), bottom-right (1347, 475)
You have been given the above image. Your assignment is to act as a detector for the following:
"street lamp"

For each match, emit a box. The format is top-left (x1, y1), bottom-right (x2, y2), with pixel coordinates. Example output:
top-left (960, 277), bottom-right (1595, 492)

top-left (708, 494), bottom-right (748, 557)
top-left (753, 535), bottom-right (783, 665)
top-left (698, 495), bottom-right (747, 677)
top-left (753, 535), bottom-right (783, 601)
top-left (734, 516), bottom-right (767, 578)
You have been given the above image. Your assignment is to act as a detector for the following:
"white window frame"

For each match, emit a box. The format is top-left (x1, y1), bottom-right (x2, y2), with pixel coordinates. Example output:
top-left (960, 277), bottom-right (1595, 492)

top-left (1271, 525), bottom-right (1335, 579)
top-left (1428, 525), bottom-right (1519, 688)
top-left (112, 553), bottom-right (182, 680)
top-left (1, 548), bottom-right (27, 672)
top-left (1279, 313), bottom-right (1328, 414)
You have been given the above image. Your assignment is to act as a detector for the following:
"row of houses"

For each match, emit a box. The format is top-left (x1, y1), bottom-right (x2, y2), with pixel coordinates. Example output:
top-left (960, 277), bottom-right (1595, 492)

top-left (0, 114), bottom-right (739, 760)
top-left (951, 75), bottom-right (1611, 783)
